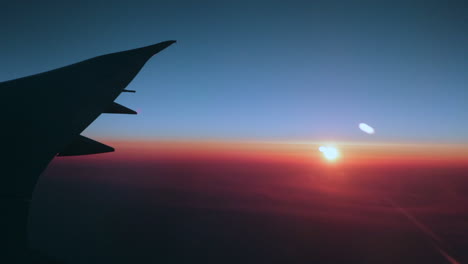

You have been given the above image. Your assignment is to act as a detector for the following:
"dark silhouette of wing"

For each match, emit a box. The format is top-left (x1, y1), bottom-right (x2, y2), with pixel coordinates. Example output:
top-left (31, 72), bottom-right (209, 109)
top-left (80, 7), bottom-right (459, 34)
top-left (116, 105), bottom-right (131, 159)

top-left (1, 40), bottom-right (176, 262)
top-left (57, 135), bottom-right (115, 156)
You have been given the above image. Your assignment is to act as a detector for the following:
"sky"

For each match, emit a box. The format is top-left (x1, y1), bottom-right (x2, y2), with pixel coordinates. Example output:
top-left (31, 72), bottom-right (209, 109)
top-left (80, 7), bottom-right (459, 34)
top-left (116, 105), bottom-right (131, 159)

top-left (2, 2), bottom-right (468, 262)
top-left (1, 0), bottom-right (467, 143)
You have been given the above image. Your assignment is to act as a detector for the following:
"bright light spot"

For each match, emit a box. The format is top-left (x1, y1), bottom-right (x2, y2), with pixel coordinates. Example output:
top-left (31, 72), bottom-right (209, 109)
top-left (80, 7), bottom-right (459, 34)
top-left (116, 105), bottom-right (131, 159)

top-left (318, 146), bottom-right (339, 161)
top-left (359, 123), bottom-right (375, 134)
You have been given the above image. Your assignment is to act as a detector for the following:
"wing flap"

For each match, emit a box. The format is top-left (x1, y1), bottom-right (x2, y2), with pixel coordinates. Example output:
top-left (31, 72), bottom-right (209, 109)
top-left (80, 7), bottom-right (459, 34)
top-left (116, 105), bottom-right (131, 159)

top-left (58, 135), bottom-right (114, 156)
top-left (104, 102), bottom-right (137, 114)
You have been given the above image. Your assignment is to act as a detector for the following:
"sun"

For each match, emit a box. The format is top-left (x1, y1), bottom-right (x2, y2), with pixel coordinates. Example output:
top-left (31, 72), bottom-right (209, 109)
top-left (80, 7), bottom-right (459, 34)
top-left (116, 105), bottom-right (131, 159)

top-left (318, 146), bottom-right (340, 161)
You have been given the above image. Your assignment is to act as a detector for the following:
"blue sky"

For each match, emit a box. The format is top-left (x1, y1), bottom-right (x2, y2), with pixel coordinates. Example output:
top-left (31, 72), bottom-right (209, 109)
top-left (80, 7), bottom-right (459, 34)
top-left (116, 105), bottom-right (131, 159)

top-left (1, 0), bottom-right (467, 142)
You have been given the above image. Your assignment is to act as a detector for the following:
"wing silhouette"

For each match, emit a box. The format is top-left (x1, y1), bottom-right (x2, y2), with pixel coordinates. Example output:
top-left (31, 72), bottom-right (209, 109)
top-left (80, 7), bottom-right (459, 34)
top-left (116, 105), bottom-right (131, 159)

top-left (1, 40), bottom-right (176, 262)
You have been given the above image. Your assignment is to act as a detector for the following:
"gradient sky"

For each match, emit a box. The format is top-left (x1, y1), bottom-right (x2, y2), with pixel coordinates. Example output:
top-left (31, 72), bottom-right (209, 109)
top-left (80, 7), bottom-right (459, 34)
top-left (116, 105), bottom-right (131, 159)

top-left (1, 0), bottom-right (467, 143)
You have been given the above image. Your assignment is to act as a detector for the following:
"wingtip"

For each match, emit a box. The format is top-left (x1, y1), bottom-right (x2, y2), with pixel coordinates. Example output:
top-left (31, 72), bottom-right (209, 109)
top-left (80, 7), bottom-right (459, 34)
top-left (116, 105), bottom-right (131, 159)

top-left (139, 40), bottom-right (176, 56)
top-left (158, 40), bottom-right (177, 50)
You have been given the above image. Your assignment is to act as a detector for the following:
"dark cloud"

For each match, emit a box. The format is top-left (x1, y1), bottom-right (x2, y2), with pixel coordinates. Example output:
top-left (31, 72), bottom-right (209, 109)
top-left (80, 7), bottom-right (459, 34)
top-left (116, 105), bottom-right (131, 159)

top-left (29, 149), bottom-right (468, 263)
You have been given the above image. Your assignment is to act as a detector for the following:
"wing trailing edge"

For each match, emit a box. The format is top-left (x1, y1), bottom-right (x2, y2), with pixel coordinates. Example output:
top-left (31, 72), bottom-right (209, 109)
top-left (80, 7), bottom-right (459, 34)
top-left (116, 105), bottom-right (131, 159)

top-left (58, 135), bottom-right (114, 156)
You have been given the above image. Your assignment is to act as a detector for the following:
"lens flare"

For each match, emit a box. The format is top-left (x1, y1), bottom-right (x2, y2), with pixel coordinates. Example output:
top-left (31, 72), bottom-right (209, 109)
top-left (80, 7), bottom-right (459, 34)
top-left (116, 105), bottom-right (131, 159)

top-left (359, 123), bottom-right (375, 134)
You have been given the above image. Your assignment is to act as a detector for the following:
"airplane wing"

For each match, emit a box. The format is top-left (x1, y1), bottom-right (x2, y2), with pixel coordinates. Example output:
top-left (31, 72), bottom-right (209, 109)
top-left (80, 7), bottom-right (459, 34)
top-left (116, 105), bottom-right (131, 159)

top-left (1, 40), bottom-right (176, 262)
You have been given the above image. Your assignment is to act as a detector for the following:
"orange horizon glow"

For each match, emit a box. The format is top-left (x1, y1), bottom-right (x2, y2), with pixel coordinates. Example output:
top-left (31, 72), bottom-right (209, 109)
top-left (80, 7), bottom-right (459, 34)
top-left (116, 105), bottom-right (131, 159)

top-left (61, 139), bottom-right (468, 167)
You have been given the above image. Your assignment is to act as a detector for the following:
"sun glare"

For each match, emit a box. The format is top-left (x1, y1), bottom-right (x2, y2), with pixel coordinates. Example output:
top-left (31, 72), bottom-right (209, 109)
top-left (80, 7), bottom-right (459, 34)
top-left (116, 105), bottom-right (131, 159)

top-left (319, 146), bottom-right (339, 161)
